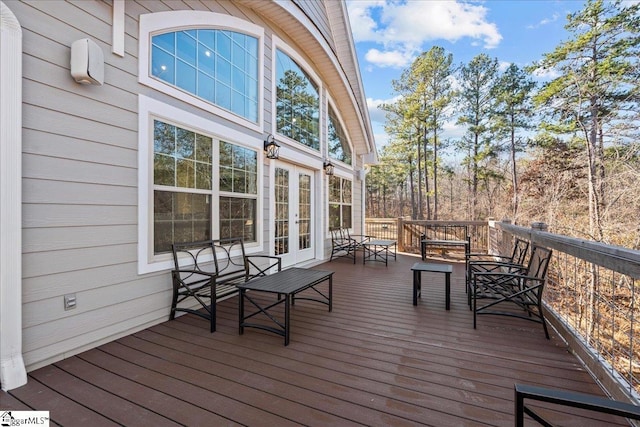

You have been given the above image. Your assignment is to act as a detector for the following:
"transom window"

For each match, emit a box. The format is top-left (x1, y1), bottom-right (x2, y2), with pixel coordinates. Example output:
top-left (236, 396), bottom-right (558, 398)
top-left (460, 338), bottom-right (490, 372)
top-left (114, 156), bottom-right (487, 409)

top-left (275, 48), bottom-right (320, 150)
top-left (151, 29), bottom-right (259, 122)
top-left (327, 104), bottom-right (352, 165)
top-left (328, 176), bottom-right (352, 229)
top-left (152, 119), bottom-right (257, 254)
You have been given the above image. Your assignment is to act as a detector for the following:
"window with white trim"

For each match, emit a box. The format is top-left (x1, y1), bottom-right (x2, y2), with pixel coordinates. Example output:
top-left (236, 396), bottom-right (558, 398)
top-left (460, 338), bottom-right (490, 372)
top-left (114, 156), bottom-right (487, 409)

top-left (275, 48), bottom-right (320, 150)
top-left (152, 119), bottom-right (258, 254)
top-left (328, 176), bottom-right (352, 229)
top-left (151, 29), bottom-right (259, 122)
top-left (327, 103), bottom-right (352, 165)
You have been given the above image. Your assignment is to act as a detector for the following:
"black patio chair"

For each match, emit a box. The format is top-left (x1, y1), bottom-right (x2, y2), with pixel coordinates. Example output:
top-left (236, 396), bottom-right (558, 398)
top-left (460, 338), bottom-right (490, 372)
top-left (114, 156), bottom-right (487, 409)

top-left (471, 244), bottom-right (553, 338)
top-left (466, 237), bottom-right (530, 303)
top-left (329, 227), bottom-right (359, 263)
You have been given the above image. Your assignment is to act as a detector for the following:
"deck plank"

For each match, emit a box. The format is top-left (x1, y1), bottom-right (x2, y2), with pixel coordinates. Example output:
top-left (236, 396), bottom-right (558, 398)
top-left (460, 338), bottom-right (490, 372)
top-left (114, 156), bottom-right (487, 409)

top-left (1, 254), bottom-right (632, 426)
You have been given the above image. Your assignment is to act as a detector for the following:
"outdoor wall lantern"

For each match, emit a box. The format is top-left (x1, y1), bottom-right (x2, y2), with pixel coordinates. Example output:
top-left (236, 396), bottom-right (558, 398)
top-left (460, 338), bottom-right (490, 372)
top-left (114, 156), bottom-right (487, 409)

top-left (263, 134), bottom-right (280, 159)
top-left (323, 160), bottom-right (335, 176)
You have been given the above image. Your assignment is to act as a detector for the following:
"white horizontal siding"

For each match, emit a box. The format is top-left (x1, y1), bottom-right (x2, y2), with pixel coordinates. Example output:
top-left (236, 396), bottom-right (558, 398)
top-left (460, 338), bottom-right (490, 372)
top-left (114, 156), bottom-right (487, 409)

top-left (7, 0), bottom-right (370, 374)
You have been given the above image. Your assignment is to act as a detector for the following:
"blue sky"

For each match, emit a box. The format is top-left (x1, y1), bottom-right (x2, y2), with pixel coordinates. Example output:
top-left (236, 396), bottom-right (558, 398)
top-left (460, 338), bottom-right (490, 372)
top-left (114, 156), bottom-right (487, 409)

top-left (346, 0), bottom-right (589, 151)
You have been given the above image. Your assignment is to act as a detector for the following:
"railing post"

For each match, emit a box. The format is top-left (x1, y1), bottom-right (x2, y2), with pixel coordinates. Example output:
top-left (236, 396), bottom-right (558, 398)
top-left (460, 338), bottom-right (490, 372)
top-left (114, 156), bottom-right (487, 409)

top-left (500, 218), bottom-right (512, 255)
top-left (397, 217), bottom-right (404, 251)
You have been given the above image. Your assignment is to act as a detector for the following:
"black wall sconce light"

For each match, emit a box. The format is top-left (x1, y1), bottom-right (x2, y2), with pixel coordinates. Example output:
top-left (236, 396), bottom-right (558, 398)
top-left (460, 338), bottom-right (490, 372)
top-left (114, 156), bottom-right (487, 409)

top-left (323, 159), bottom-right (335, 176)
top-left (264, 134), bottom-right (280, 159)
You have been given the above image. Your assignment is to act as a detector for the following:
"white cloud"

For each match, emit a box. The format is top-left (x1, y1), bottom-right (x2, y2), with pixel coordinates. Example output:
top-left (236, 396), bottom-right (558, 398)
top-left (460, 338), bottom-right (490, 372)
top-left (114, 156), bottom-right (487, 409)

top-left (499, 61), bottom-right (512, 72)
top-left (367, 96), bottom-right (396, 124)
top-left (364, 48), bottom-right (413, 68)
top-left (347, 0), bottom-right (502, 68)
top-left (527, 13), bottom-right (560, 29)
top-left (531, 66), bottom-right (561, 80)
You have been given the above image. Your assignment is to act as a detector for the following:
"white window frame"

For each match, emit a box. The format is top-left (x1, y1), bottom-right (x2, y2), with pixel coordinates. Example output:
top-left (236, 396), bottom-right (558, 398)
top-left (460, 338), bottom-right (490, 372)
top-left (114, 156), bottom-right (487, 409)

top-left (138, 95), bottom-right (263, 274)
top-left (271, 35), bottom-right (323, 157)
top-left (326, 96), bottom-right (354, 168)
top-left (327, 171), bottom-right (354, 234)
top-left (139, 11), bottom-right (264, 134)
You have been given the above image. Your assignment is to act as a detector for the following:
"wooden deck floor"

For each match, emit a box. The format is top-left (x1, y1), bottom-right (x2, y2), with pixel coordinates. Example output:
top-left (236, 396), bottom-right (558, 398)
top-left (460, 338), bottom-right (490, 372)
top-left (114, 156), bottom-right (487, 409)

top-left (1, 253), bottom-right (630, 426)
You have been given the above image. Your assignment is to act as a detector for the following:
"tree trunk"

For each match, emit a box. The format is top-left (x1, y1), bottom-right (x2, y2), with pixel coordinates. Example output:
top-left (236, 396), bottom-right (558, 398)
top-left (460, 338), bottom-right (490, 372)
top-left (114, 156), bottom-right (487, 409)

top-left (510, 124), bottom-right (519, 222)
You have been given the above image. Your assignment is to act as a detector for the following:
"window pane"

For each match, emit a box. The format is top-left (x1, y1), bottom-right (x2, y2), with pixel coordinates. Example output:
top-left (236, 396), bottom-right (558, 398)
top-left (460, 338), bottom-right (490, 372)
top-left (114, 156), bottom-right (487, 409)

top-left (154, 121), bottom-right (175, 154)
top-left (219, 196), bottom-right (256, 242)
top-left (198, 30), bottom-right (215, 51)
top-left (197, 72), bottom-right (214, 102)
top-left (219, 166), bottom-right (233, 192)
top-left (176, 159), bottom-right (195, 188)
top-left (329, 204), bottom-right (340, 229)
top-left (176, 31), bottom-right (197, 66)
top-left (154, 191), bottom-right (211, 253)
top-left (342, 180), bottom-right (352, 203)
top-left (154, 154), bottom-right (175, 186)
top-left (342, 205), bottom-right (352, 228)
top-left (329, 176), bottom-right (341, 202)
top-left (176, 128), bottom-right (195, 159)
top-left (195, 162), bottom-right (212, 191)
top-left (176, 60), bottom-right (196, 94)
top-left (152, 33), bottom-right (175, 54)
top-left (195, 134), bottom-right (212, 164)
top-left (151, 45), bottom-right (175, 84)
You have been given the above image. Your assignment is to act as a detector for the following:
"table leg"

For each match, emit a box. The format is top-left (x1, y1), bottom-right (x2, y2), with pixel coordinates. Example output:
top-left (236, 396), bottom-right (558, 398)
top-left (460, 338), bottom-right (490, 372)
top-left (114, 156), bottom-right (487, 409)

top-left (284, 296), bottom-right (290, 346)
top-left (239, 289), bottom-right (245, 335)
top-left (412, 270), bottom-right (420, 305)
top-left (445, 272), bottom-right (451, 310)
top-left (328, 275), bottom-right (333, 312)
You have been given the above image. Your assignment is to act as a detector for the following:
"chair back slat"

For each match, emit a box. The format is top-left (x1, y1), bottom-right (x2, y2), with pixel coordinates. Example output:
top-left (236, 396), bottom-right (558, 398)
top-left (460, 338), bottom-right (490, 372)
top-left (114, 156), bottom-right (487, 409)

top-left (512, 238), bottom-right (530, 265)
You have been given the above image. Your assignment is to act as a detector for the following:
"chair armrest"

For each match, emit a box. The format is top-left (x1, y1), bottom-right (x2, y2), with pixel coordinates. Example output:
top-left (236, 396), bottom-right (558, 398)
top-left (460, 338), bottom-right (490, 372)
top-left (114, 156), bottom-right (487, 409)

top-left (515, 383), bottom-right (640, 421)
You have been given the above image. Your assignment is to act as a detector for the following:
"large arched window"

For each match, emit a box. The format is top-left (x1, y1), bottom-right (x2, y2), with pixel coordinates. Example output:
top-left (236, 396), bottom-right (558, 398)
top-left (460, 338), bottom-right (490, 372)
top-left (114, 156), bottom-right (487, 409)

top-left (139, 12), bottom-right (263, 130)
top-left (327, 103), bottom-right (352, 165)
top-left (275, 48), bottom-right (320, 150)
top-left (151, 29), bottom-right (259, 122)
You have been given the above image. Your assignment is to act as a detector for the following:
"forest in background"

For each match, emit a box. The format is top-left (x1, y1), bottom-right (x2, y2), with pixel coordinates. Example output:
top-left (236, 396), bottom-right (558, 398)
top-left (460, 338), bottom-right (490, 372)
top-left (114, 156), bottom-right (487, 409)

top-left (365, 0), bottom-right (640, 249)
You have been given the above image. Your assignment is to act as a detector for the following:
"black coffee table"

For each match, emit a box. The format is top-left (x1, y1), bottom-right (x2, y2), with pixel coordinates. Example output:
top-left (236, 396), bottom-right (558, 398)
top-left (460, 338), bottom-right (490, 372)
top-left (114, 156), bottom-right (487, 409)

top-left (237, 268), bottom-right (333, 345)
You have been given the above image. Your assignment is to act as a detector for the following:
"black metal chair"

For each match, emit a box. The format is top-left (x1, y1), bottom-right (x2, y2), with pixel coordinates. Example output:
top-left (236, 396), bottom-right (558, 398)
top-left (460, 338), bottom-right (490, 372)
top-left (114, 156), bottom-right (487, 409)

top-left (471, 244), bottom-right (553, 338)
top-left (170, 238), bottom-right (281, 332)
top-left (329, 228), bottom-right (358, 263)
top-left (466, 237), bottom-right (530, 303)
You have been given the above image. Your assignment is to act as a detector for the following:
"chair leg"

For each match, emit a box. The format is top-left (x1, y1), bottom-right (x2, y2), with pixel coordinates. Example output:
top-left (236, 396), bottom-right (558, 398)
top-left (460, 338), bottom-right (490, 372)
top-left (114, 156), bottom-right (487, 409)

top-left (169, 273), bottom-right (179, 320)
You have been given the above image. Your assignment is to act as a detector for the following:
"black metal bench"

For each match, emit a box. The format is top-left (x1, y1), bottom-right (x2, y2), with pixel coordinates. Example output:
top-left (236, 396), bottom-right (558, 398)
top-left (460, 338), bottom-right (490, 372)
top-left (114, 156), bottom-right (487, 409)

top-left (170, 238), bottom-right (281, 332)
top-left (420, 224), bottom-right (469, 258)
top-left (329, 227), bottom-right (371, 263)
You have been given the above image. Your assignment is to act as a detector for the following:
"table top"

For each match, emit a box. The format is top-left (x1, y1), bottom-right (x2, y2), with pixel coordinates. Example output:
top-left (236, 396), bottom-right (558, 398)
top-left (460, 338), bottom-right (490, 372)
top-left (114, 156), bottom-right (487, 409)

top-left (236, 267), bottom-right (333, 294)
top-left (411, 262), bottom-right (453, 273)
top-left (364, 239), bottom-right (397, 246)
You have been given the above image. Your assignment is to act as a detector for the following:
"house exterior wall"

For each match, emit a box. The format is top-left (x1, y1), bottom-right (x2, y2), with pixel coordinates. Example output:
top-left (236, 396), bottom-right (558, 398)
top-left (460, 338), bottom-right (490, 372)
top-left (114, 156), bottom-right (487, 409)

top-left (2, 0), bottom-right (375, 375)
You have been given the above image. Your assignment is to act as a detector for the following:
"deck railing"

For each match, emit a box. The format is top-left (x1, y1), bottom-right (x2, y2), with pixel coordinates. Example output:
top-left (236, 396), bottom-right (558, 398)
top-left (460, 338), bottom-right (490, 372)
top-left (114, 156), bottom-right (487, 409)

top-left (364, 218), bottom-right (488, 253)
top-left (364, 218), bottom-right (640, 407)
top-left (493, 221), bottom-right (640, 406)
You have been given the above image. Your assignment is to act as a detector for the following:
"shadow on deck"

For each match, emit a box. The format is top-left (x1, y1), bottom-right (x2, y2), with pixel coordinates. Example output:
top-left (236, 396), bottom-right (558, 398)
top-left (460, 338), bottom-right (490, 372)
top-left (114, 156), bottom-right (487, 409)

top-left (0, 253), bottom-right (629, 426)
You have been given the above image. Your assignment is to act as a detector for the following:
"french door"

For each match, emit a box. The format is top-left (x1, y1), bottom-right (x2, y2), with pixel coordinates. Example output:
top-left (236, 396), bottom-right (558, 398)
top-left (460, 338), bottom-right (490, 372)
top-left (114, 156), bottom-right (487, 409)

top-left (274, 163), bottom-right (315, 266)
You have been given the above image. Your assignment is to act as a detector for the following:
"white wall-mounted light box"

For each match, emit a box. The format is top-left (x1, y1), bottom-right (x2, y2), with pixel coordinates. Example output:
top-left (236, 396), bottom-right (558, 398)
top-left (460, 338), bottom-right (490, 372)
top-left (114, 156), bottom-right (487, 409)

top-left (70, 38), bottom-right (104, 85)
